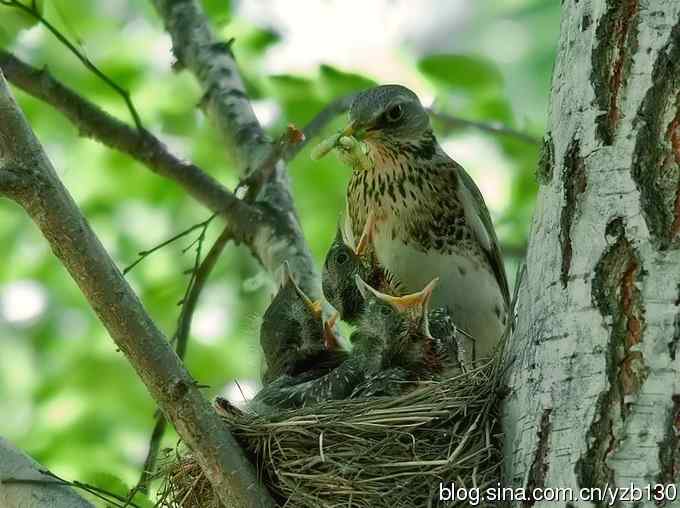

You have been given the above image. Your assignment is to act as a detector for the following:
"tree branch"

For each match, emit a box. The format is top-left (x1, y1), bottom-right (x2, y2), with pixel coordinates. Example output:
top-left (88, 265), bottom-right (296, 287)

top-left (135, 225), bottom-right (233, 494)
top-left (0, 72), bottom-right (275, 508)
top-left (283, 93), bottom-right (357, 161)
top-left (0, 51), bottom-right (238, 214)
top-left (149, 1), bottom-right (266, 174)
top-left (149, 0), bottom-right (320, 298)
top-left (0, 438), bottom-right (94, 508)
top-left (428, 109), bottom-right (541, 145)
top-left (0, 0), bottom-right (143, 130)
top-left (0, 50), bottom-right (318, 298)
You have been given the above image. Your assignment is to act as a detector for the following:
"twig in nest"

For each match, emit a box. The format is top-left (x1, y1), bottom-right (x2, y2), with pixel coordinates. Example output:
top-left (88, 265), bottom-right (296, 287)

top-left (0, 0), bottom-right (144, 130)
top-left (159, 363), bottom-right (504, 508)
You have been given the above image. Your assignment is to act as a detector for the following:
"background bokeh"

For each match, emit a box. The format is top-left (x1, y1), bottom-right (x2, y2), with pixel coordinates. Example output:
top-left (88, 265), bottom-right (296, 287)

top-left (0, 0), bottom-right (559, 502)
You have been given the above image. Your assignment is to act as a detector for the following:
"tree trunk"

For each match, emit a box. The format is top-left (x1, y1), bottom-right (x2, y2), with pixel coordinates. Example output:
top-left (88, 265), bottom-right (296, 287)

top-left (503, 0), bottom-right (680, 506)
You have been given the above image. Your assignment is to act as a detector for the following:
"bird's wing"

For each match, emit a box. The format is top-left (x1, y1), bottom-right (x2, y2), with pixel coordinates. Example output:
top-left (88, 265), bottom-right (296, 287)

top-left (454, 163), bottom-right (511, 306)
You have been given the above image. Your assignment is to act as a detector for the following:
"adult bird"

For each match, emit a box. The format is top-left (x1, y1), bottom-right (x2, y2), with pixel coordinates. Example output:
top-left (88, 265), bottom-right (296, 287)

top-left (331, 84), bottom-right (510, 359)
top-left (251, 276), bottom-right (444, 413)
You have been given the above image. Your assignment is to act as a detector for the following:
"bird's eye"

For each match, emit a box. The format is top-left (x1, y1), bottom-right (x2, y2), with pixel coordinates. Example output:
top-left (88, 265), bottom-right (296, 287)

top-left (385, 104), bottom-right (404, 123)
top-left (336, 252), bottom-right (349, 265)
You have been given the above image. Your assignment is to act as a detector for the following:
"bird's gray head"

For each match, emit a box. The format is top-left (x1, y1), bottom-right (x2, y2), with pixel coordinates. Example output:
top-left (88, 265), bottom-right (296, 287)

top-left (345, 85), bottom-right (431, 141)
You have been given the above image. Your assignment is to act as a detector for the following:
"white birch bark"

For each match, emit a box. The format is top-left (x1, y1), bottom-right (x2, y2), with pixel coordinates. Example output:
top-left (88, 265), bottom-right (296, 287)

top-left (503, 1), bottom-right (680, 506)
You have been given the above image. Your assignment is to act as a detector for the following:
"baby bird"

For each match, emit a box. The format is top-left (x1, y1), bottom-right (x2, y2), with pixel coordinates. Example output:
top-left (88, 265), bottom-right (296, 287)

top-left (260, 262), bottom-right (347, 385)
top-left (250, 277), bottom-right (444, 413)
top-left (322, 211), bottom-right (399, 323)
top-left (251, 331), bottom-right (384, 413)
top-left (353, 275), bottom-right (445, 379)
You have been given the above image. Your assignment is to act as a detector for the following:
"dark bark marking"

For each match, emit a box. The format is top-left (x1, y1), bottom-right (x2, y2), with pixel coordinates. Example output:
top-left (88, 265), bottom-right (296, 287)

top-left (577, 218), bottom-right (647, 493)
top-left (591, 0), bottom-right (640, 145)
top-left (211, 39), bottom-right (235, 58)
top-left (537, 135), bottom-right (554, 185)
top-left (631, 20), bottom-right (680, 249)
top-left (670, 284), bottom-right (680, 360)
top-left (524, 408), bottom-right (552, 507)
top-left (234, 121), bottom-right (262, 147)
top-left (657, 394), bottom-right (680, 492)
top-left (559, 138), bottom-right (586, 288)
top-left (581, 13), bottom-right (592, 31)
top-left (668, 104), bottom-right (680, 240)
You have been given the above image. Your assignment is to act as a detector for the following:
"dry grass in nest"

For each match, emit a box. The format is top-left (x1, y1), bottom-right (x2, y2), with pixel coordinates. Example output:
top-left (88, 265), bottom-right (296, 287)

top-left (157, 359), bottom-right (503, 508)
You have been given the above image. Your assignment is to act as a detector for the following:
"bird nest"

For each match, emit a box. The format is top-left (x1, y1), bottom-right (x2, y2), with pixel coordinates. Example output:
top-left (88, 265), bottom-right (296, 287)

top-left (156, 360), bottom-right (504, 508)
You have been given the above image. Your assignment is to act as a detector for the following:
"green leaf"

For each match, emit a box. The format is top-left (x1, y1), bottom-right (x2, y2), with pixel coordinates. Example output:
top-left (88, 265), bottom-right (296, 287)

top-left (267, 74), bottom-right (317, 101)
top-left (201, 0), bottom-right (231, 25)
top-left (418, 54), bottom-right (502, 94)
top-left (318, 64), bottom-right (376, 99)
top-left (0, 0), bottom-right (44, 48)
top-left (471, 95), bottom-right (514, 124)
top-left (242, 27), bottom-right (280, 54)
top-left (266, 74), bottom-right (326, 124)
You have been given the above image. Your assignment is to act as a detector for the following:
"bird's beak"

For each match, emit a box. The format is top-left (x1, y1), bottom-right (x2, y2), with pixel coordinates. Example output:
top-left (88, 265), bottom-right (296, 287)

top-left (355, 211), bottom-right (376, 256)
top-left (323, 312), bottom-right (340, 350)
top-left (341, 120), bottom-right (357, 137)
top-left (282, 261), bottom-right (322, 319)
top-left (341, 119), bottom-right (368, 141)
top-left (279, 260), bottom-right (294, 289)
top-left (354, 274), bottom-right (374, 300)
top-left (378, 278), bottom-right (439, 313)
top-left (307, 299), bottom-right (323, 319)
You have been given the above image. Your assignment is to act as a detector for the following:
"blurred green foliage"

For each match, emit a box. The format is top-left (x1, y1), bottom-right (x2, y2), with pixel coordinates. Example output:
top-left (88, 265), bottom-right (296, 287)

top-left (0, 0), bottom-right (559, 504)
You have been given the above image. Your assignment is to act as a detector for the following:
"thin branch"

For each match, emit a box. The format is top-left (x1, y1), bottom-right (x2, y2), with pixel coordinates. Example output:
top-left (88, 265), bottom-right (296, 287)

top-left (134, 412), bottom-right (167, 496)
top-left (0, 72), bottom-right (275, 508)
top-left (0, 0), bottom-right (143, 130)
top-left (150, 0), bottom-right (320, 298)
top-left (175, 225), bottom-right (232, 348)
top-left (150, 0), bottom-right (268, 173)
top-left (284, 93), bottom-right (357, 161)
top-left (0, 49), bottom-right (319, 301)
top-left (237, 124), bottom-right (305, 201)
top-left (427, 109), bottom-right (541, 146)
top-left (123, 213), bottom-right (217, 275)
top-left (134, 223), bottom-right (232, 495)
top-left (501, 242), bottom-right (528, 259)
top-left (275, 93), bottom-right (542, 160)
top-left (0, 51), bottom-right (247, 215)
top-left (236, 94), bottom-right (355, 199)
